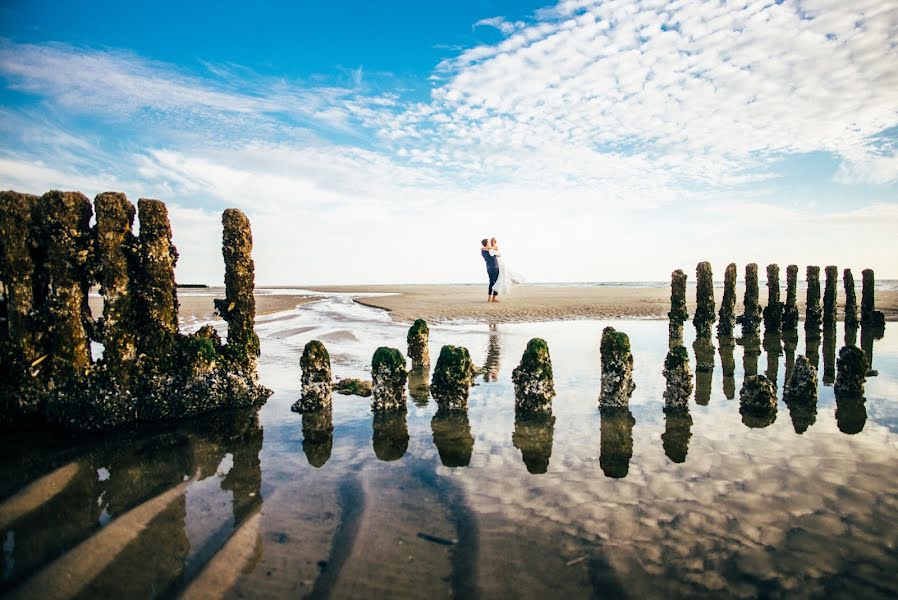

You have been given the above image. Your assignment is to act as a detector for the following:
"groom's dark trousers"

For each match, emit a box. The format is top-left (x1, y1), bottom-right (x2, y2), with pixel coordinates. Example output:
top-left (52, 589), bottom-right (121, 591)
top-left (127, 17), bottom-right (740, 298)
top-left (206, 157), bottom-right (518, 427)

top-left (481, 249), bottom-right (499, 297)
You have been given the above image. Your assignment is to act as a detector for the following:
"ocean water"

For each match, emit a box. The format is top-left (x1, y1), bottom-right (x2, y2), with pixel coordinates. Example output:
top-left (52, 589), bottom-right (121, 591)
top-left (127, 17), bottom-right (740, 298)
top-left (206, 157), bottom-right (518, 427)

top-left (1, 296), bottom-right (896, 599)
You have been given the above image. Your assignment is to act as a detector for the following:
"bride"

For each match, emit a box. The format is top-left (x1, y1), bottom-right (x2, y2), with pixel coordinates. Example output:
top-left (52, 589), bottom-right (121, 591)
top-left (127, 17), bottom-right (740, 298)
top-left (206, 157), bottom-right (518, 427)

top-left (489, 237), bottom-right (525, 298)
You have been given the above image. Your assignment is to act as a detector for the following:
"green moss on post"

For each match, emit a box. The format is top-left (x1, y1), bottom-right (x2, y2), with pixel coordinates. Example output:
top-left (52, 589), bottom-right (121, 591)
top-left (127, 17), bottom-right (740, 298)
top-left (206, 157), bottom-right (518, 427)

top-left (717, 263), bottom-right (737, 338)
top-left (782, 265), bottom-right (799, 330)
top-left (599, 327), bottom-right (635, 408)
top-left (843, 269), bottom-right (858, 328)
top-left (293, 340), bottom-right (332, 412)
top-left (216, 209), bottom-right (260, 373)
top-left (763, 264), bottom-right (783, 333)
top-left (431, 344), bottom-right (474, 410)
top-left (512, 338), bottom-right (556, 414)
top-left (372, 346), bottom-right (407, 410)
top-left (693, 261), bottom-right (715, 337)
top-left (334, 378), bottom-right (373, 397)
top-left (407, 318), bottom-right (430, 371)
top-left (136, 198), bottom-right (179, 369)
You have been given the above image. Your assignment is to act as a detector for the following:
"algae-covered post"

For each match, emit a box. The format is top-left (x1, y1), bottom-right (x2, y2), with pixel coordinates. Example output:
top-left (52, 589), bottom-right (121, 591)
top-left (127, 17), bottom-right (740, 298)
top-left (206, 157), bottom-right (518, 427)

top-left (662, 345), bottom-right (693, 410)
top-left (599, 327), bottom-right (635, 408)
top-left (739, 263), bottom-right (762, 337)
top-left (844, 269), bottom-right (858, 328)
top-left (292, 340), bottom-right (332, 413)
top-left (763, 264), bottom-right (783, 333)
top-left (431, 345), bottom-right (474, 410)
top-left (371, 347), bottom-right (407, 410)
top-left (693, 262), bottom-right (715, 337)
top-left (717, 263), bottom-right (737, 338)
top-left (668, 269), bottom-right (688, 344)
top-left (406, 318), bottom-right (430, 371)
top-left (861, 269), bottom-right (886, 328)
top-left (216, 209), bottom-right (260, 374)
top-left (823, 266), bottom-right (838, 325)
top-left (835, 345), bottom-right (867, 399)
top-left (805, 266), bottom-right (822, 333)
top-left (136, 198), bottom-right (179, 369)
top-left (512, 338), bottom-right (556, 415)
top-left (782, 264), bottom-right (800, 330)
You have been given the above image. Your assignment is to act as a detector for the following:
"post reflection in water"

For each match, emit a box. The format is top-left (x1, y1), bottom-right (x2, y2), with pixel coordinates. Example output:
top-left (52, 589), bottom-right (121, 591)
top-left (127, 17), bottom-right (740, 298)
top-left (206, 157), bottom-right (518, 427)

top-left (692, 337), bottom-right (715, 405)
top-left (806, 328), bottom-right (821, 372)
top-left (822, 322), bottom-right (837, 386)
top-left (372, 409), bottom-right (409, 462)
top-left (661, 408), bottom-right (693, 464)
top-left (763, 331), bottom-right (782, 387)
top-left (861, 325), bottom-right (882, 376)
top-left (482, 323), bottom-right (501, 382)
top-left (431, 408), bottom-right (474, 467)
top-left (836, 396), bottom-right (868, 435)
top-left (301, 407), bottom-right (334, 467)
top-left (408, 368), bottom-right (431, 406)
top-left (782, 329), bottom-right (799, 384)
top-left (845, 324), bottom-right (858, 348)
top-left (512, 412), bottom-right (555, 474)
top-left (599, 408), bottom-right (635, 479)
top-left (718, 338), bottom-right (736, 399)
top-left (740, 335), bottom-right (762, 377)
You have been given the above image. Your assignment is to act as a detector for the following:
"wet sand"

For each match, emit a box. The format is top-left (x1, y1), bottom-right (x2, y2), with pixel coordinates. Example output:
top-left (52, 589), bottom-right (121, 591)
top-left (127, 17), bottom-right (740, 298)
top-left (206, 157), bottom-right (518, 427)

top-left (307, 284), bottom-right (898, 324)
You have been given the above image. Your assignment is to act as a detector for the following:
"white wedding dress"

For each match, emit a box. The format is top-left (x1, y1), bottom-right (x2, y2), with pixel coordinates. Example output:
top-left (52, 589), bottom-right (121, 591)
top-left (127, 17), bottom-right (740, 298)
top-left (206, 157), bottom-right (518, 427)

top-left (491, 249), bottom-right (525, 295)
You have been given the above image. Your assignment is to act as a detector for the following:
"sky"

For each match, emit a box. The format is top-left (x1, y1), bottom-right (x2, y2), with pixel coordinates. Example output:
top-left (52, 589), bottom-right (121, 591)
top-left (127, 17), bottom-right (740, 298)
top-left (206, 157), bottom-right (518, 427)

top-left (1, 0), bottom-right (897, 285)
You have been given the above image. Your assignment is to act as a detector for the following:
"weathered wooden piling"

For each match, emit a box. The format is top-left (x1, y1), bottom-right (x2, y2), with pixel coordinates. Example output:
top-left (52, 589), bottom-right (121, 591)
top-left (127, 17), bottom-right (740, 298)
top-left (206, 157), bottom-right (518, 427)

top-left (739, 263), bottom-right (762, 337)
top-left (823, 266), bottom-right (838, 325)
top-left (217, 208), bottom-right (260, 373)
top-left (834, 345), bottom-right (867, 399)
top-left (763, 264), bottom-right (783, 333)
top-left (371, 347), bottom-right (407, 410)
top-left (512, 338), bottom-right (555, 414)
top-left (662, 345), bottom-right (693, 410)
top-left (782, 265), bottom-right (800, 330)
top-left (599, 327), bottom-right (635, 408)
top-left (861, 269), bottom-right (886, 328)
top-left (668, 269), bottom-right (687, 344)
top-left (430, 345), bottom-right (474, 410)
top-left (805, 266), bottom-right (822, 333)
top-left (693, 261), bottom-right (715, 337)
top-left (292, 340), bottom-right (332, 412)
top-left (407, 318), bottom-right (430, 371)
top-left (717, 263), bottom-right (737, 338)
top-left (136, 198), bottom-right (179, 368)
top-left (784, 355), bottom-right (817, 404)
top-left (843, 269), bottom-right (858, 328)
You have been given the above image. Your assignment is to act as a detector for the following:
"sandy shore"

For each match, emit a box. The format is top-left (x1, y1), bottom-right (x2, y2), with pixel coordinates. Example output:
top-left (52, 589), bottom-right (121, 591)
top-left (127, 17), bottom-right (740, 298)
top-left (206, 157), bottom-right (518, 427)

top-left (307, 284), bottom-right (898, 324)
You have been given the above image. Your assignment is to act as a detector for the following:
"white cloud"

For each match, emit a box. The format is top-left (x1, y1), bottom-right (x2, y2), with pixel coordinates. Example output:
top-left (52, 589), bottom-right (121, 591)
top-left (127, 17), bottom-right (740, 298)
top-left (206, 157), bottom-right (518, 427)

top-left (474, 16), bottom-right (524, 36)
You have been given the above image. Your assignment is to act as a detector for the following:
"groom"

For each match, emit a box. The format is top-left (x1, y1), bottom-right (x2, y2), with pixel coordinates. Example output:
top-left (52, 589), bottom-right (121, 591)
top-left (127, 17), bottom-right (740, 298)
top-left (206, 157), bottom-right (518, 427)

top-left (481, 238), bottom-right (499, 302)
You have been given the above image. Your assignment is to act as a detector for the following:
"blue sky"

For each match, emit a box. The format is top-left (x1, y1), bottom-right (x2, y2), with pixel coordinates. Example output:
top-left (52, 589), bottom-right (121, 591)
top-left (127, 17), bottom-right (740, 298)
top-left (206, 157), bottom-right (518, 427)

top-left (1, 0), bottom-right (897, 284)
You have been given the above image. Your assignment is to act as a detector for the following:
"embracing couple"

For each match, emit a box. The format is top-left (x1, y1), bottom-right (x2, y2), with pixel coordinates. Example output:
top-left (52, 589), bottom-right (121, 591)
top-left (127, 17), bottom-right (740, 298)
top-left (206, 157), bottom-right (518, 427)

top-left (480, 237), bottom-right (524, 302)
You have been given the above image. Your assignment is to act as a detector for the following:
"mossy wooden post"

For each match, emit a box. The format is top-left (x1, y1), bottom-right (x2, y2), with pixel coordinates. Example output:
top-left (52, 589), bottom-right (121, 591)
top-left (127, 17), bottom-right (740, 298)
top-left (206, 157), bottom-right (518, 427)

top-left (782, 265), bottom-right (799, 330)
top-left (292, 340), bottom-right (332, 412)
top-left (406, 318), bottom-right (430, 371)
top-left (805, 266), bottom-right (822, 333)
top-left (717, 263), bottom-right (737, 338)
top-left (739, 263), bottom-right (762, 337)
top-left (835, 345), bottom-right (867, 399)
top-left (663, 345), bottom-right (693, 410)
top-left (823, 266), bottom-right (838, 326)
top-left (843, 269), bottom-right (858, 328)
top-left (599, 327), bottom-right (635, 408)
top-left (94, 192), bottom-right (139, 383)
top-left (599, 408), bottom-right (635, 479)
top-left (217, 208), bottom-right (260, 374)
top-left (668, 269), bottom-right (687, 344)
top-left (431, 345), bottom-right (474, 410)
top-left (693, 261), bottom-right (715, 338)
top-left (35, 191), bottom-right (94, 383)
top-left (763, 264), bottom-right (783, 333)
top-left (137, 198), bottom-right (179, 368)
top-left (371, 346), bottom-right (407, 410)
top-left (512, 338), bottom-right (555, 414)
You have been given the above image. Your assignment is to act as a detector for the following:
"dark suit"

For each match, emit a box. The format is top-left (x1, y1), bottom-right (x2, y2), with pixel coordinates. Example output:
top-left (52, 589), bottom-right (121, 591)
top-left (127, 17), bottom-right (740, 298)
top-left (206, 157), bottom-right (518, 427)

top-left (482, 249), bottom-right (499, 297)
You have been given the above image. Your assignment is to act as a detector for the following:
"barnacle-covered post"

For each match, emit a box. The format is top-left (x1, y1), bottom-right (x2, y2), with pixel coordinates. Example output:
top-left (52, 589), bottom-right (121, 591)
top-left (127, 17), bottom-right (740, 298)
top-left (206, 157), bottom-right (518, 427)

top-left (717, 263), bottom-right (737, 338)
top-left (823, 266), bottom-right (838, 326)
top-left (834, 345), bottom-right (867, 399)
top-left (216, 208), bottom-right (260, 374)
top-left (763, 264), bottom-right (783, 333)
top-left (406, 318), bottom-right (430, 371)
top-left (693, 261), bottom-right (715, 338)
top-left (371, 347), bottom-right (407, 410)
top-left (292, 340), bottom-right (332, 412)
top-left (668, 269), bottom-right (688, 344)
top-left (430, 345), bottom-right (474, 410)
top-left (739, 263), bottom-right (762, 337)
top-left (782, 265), bottom-right (800, 330)
top-left (512, 338), bottom-right (555, 415)
top-left (784, 355), bottom-right (817, 404)
top-left (843, 268), bottom-right (858, 328)
top-left (599, 327), bottom-right (635, 408)
top-left (136, 198), bottom-right (179, 369)
top-left (93, 192), bottom-right (139, 383)
top-left (805, 266), bottom-right (822, 333)
top-left (739, 374), bottom-right (777, 428)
